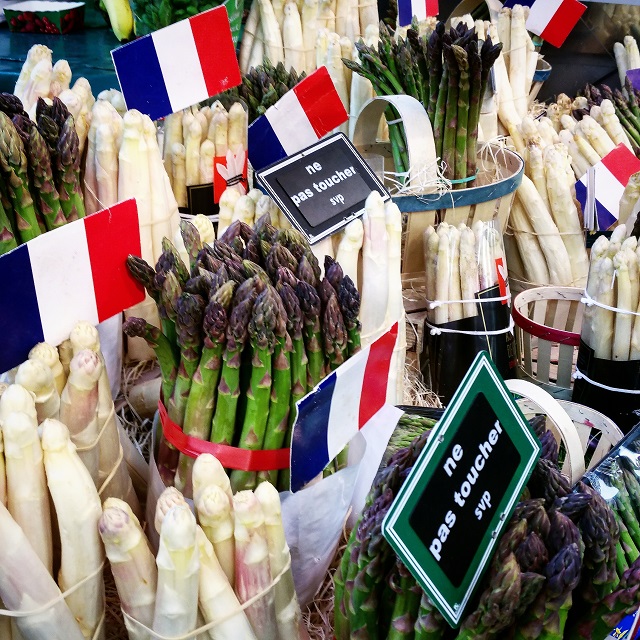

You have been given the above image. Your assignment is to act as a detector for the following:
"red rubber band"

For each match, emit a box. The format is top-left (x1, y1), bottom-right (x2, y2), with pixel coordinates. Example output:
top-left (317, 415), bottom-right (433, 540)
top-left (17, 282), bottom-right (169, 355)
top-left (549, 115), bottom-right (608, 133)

top-left (158, 402), bottom-right (291, 471)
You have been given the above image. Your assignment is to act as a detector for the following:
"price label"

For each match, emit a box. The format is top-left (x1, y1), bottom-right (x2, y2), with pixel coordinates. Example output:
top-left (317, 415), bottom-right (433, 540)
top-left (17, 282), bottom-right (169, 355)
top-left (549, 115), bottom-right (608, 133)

top-left (256, 133), bottom-right (389, 244)
top-left (382, 352), bottom-right (540, 627)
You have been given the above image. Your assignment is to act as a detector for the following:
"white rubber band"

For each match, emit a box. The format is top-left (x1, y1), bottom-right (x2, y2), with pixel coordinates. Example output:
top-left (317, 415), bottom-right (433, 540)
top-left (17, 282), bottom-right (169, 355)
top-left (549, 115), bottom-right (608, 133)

top-left (425, 315), bottom-right (515, 337)
top-left (581, 290), bottom-right (640, 317)
top-left (427, 294), bottom-right (510, 309)
top-left (573, 367), bottom-right (640, 394)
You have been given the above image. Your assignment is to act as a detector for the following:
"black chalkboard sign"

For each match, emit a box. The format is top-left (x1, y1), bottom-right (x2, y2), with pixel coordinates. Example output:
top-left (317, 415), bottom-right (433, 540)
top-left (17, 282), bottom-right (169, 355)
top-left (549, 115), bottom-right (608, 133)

top-left (382, 352), bottom-right (540, 627)
top-left (255, 133), bottom-right (389, 244)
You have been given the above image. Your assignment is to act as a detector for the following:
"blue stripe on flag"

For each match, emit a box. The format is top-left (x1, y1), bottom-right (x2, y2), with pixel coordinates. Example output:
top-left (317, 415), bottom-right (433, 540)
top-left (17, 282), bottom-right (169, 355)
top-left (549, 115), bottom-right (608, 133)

top-left (575, 179), bottom-right (587, 214)
top-left (0, 246), bottom-right (43, 373)
top-left (248, 116), bottom-right (288, 172)
top-left (290, 374), bottom-right (335, 492)
top-left (111, 35), bottom-right (172, 122)
top-left (575, 179), bottom-right (618, 231)
top-left (397, 0), bottom-right (413, 27)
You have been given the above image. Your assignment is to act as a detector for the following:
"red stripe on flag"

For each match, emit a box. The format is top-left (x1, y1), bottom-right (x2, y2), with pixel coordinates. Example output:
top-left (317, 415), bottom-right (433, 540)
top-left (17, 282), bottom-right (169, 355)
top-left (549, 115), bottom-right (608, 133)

top-left (601, 144), bottom-right (640, 187)
top-left (540, 0), bottom-right (585, 48)
top-left (293, 67), bottom-right (349, 138)
top-left (426, 0), bottom-right (438, 15)
top-left (84, 199), bottom-right (145, 322)
top-left (190, 6), bottom-right (241, 96)
top-left (358, 323), bottom-right (399, 428)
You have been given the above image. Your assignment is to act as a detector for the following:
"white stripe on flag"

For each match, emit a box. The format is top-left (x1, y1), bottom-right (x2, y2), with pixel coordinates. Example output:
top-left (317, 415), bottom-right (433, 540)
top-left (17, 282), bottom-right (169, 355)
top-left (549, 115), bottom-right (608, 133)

top-left (326, 347), bottom-right (370, 461)
top-left (526, 0), bottom-right (563, 35)
top-left (265, 90), bottom-right (318, 155)
top-left (28, 221), bottom-right (98, 345)
top-left (411, 0), bottom-right (427, 22)
top-left (594, 164), bottom-right (624, 220)
top-left (152, 20), bottom-right (208, 114)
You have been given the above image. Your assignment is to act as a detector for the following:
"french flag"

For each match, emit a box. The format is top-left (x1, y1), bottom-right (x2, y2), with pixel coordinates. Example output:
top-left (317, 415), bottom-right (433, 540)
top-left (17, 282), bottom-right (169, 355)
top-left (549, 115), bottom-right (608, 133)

top-left (398, 0), bottom-right (439, 27)
top-left (0, 200), bottom-right (144, 374)
top-left (111, 6), bottom-right (241, 122)
top-left (290, 323), bottom-right (399, 492)
top-left (575, 144), bottom-right (640, 231)
top-left (247, 67), bottom-right (348, 172)
top-left (525, 0), bottom-right (586, 48)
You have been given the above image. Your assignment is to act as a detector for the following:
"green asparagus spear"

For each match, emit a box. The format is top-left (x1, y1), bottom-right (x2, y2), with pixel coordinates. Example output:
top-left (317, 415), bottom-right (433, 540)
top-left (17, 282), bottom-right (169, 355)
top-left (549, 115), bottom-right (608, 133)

top-left (210, 276), bottom-right (263, 446)
top-left (55, 116), bottom-right (85, 221)
top-left (0, 112), bottom-right (41, 242)
top-left (296, 280), bottom-right (325, 388)
top-left (230, 287), bottom-right (278, 491)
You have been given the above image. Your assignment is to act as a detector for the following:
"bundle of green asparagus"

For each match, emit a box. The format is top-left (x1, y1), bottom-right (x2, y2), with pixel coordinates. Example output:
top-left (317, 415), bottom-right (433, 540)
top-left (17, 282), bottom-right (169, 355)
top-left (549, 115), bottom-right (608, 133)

top-left (334, 411), bottom-right (640, 640)
top-left (124, 217), bottom-right (361, 494)
top-left (344, 20), bottom-right (502, 182)
top-left (221, 60), bottom-right (307, 124)
top-left (423, 220), bottom-right (507, 325)
top-left (0, 93), bottom-right (87, 255)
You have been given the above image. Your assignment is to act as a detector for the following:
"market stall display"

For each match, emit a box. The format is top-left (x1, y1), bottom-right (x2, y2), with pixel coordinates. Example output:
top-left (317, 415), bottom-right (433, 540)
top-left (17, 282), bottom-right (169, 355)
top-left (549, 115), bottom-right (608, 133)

top-left (6, 1), bottom-right (640, 638)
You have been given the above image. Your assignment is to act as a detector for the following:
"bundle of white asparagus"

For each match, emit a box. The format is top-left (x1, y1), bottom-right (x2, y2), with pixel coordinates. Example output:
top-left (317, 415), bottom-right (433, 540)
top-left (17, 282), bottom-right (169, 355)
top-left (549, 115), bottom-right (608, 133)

top-left (423, 220), bottom-right (507, 326)
top-left (473, 6), bottom-right (541, 148)
top-left (613, 34), bottom-right (640, 96)
top-left (0, 386), bottom-right (106, 640)
top-left (2, 321), bottom-right (141, 517)
top-left (581, 224), bottom-right (640, 362)
top-left (238, 0), bottom-right (379, 76)
top-left (101, 453), bottom-right (305, 640)
top-left (83, 100), bottom-right (180, 267)
top-left (536, 95), bottom-right (632, 180)
top-left (162, 101), bottom-right (249, 209)
top-left (505, 118), bottom-right (589, 287)
top-left (14, 44), bottom-right (94, 153)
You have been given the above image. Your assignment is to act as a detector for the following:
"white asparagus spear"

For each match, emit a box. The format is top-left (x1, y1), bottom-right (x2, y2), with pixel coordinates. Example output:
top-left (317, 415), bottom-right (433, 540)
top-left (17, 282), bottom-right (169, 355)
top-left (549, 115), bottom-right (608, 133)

top-left (185, 116), bottom-right (203, 187)
top-left (153, 505), bottom-right (200, 637)
top-left (284, 2), bottom-right (305, 73)
top-left (601, 99), bottom-right (633, 150)
top-left (218, 188), bottom-right (242, 238)
top-left (335, 218), bottom-right (363, 289)
top-left (590, 257), bottom-right (615, 359)
top-left (197, 527), bottom-right (257, 640)
top-left (516, 175), bottom-right (572, 285)
top-left (459, 226), bottom-right (479, 319)
top-left (29, 343), bottom-right (65, 396)
top-left (15, 359), bottom-right (59, 423)
top-left (234, 491), bottom-right (278, 640)
top-left (434, 226), bottom-right (450, 325)
top-left (197, 484), bottom-right (235, 587)
top-left (95, 123), bottom-right (119, 208)
top-left (0, 500), bottom-right (85, 640)
top-left (509, 196), bottom-right (551, 285)
top-left (302, 0), bottom-right (319, 73)
top-left (360, 192), bottom-right (389, 336)
top-left (619, 172), bottom-right (640, 229)
top-left (614, 41), bottom-right (629, 90)
top-left (192, 453), bottom-right (233, 505)
top-left (544, 146), bottom-right (589, 287)
top-left (99, 503), bottom-right (157, 638)
top-left (447, 226), bottom-right (463, 322)
top-left (199, 140), bottom-right (216, 184)
top-left (509, 6), bottom-right (528, 119)
top-left (255, 482), bottom-right (305, 640)
top-left (42, 419), bottom-right (104, 639)
top-left (424, 227), bottom-right (439, 309)
top-left (239, 0), bottom-right (261, 72)
top-left (259, 0), bottom-right (285, 64)
top-left (172, 143), bottom-right (187, 209)
top-left (58, 349), bottom-right (102, 485)
top-left (2, 411), bottom-right (53, 576)
top-left (614, 251), bottom-right (633, 360)
top-left (248, 23), bottom-right (266, 71)
top-left (154, 486), bottom-right (189, 535)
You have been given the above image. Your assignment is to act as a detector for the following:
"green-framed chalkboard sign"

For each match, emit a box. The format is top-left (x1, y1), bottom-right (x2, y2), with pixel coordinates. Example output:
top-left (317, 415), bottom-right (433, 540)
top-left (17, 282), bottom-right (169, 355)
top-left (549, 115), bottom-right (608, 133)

top-left (382, 351), bottom-right (540, 627)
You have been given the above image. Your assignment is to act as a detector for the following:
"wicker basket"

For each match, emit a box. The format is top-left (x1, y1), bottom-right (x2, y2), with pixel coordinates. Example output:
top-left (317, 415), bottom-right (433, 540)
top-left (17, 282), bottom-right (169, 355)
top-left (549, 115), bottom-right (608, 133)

top-left (511, 286), bottom-right (584, 400)
top-left (506, 379), bottom-right (623, 483)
